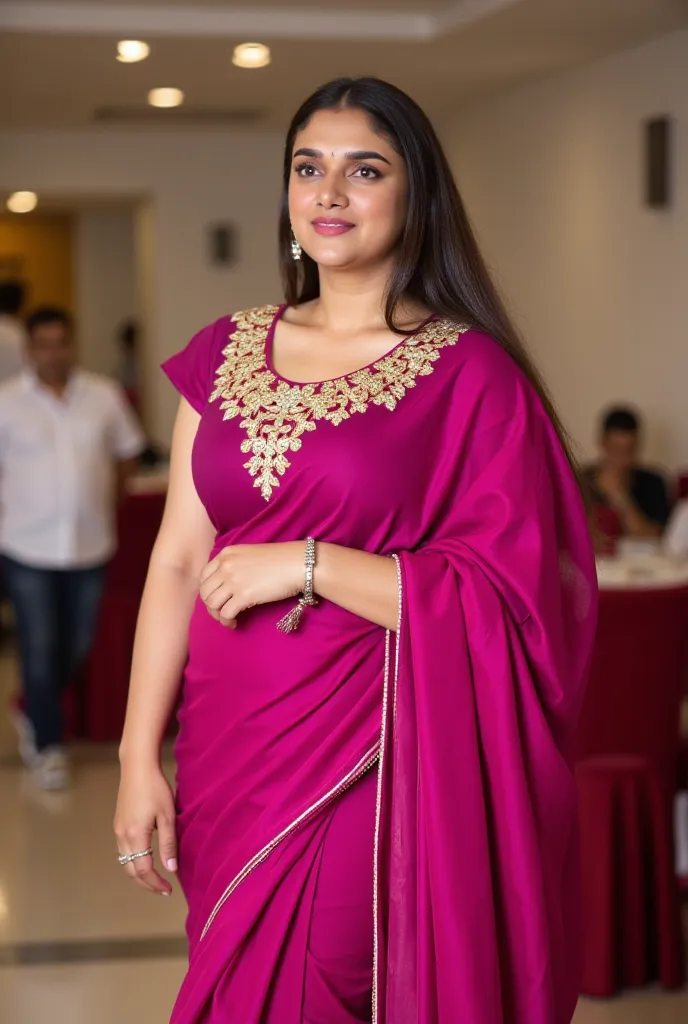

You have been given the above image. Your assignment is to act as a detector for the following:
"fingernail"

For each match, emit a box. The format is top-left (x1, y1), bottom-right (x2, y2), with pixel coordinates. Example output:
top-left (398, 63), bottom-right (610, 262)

top-left (161, 890), bottom-right (171, 897)
top-left (166, 858), bottom-right (178, 872)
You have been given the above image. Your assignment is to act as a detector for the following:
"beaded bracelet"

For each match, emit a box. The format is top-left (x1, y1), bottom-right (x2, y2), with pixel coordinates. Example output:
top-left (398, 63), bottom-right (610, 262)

top-left (276, 537), bottom-right (318, 633)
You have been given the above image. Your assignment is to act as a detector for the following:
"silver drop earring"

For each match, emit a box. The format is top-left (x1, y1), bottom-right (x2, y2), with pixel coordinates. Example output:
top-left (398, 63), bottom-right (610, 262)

top-left (291, 232), bottom-right (302, 261)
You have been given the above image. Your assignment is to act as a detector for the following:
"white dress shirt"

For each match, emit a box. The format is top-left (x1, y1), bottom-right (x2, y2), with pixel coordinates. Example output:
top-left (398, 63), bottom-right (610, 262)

top-left (0, 314), bottom-right (25, 384)
top-left (0, 370), bottom-right (145, 568)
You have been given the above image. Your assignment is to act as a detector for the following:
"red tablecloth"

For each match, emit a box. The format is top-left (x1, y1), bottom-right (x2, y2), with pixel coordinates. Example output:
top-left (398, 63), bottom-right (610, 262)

top-left (575, 585), bottom-right (688, 995)
top-left (81, 492), bottom-right (165, 742)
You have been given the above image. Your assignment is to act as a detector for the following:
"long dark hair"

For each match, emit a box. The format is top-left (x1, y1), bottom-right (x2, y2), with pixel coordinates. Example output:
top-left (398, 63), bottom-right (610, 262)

top-left (279, 76), bottom-right (579, 476)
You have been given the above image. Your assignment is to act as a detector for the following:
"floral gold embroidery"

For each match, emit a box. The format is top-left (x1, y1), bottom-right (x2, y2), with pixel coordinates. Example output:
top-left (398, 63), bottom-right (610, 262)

top-left (210, 305), bottom-right (468, 501)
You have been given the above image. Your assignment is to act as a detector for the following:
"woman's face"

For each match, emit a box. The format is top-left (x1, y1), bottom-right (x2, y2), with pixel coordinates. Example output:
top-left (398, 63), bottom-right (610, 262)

top-left (288, 107), bottom-right (408, 271)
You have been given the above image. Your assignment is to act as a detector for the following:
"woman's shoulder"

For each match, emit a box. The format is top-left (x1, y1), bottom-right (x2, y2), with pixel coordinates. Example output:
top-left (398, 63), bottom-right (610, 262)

top-left (200, 304), bottom-right (280, 342)
top-left (198, 303), bottom-right (274, 335)
top-left (164, 307), bottom-right (273, 411)
top-left (430, 321), bottom-right (551, 431)
top-left (435, 321), bottom-right (529, 389)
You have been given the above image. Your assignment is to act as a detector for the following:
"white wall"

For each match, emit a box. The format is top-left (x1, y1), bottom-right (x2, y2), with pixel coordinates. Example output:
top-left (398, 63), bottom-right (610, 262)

top-left (443, 29), bottom-right (688, 470)
top-left (0, 130), bottom-right (284, 442)
top-left (74, 207), bottom-right (137, 377)
top-left (3, 29), bottom-right (687, 465)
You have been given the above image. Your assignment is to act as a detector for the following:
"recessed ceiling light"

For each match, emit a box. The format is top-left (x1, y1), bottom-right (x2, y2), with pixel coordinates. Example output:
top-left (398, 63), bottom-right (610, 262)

top-left (6, 191), bottom-right (38, 214)
top-left (148, 87), bottom-right (185, 109)
top-left (232, 43), bottom-right (271, 69)
top-left (117, 40), bottom-right (150, 63)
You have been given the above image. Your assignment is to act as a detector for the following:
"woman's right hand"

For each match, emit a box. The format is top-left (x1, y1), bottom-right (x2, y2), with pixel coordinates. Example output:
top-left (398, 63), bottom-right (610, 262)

top-left (114, 762), bottom-right (178, 895)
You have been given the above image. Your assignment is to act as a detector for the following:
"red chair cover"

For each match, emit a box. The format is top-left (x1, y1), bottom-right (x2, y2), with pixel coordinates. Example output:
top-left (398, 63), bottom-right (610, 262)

top-left (82, 492), bottom-right (165, 742)
top-left (575, 586), bottom-right (688, 995)
top-left (577, 758), bottom-right (684, 994)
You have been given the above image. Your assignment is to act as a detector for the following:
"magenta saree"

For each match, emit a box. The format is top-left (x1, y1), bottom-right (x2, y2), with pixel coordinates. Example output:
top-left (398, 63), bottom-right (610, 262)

top-left (162, 305), bottom-right (597, 1023)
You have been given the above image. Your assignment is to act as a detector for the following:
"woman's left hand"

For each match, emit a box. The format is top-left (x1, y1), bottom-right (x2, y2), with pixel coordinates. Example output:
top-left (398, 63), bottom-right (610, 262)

top-left (199, 542), bottom-right (305, 628)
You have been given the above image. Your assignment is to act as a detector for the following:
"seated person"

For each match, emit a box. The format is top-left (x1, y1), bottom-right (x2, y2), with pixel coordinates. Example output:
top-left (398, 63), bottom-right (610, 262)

top-left (584, 407), bottom-right (670, 542)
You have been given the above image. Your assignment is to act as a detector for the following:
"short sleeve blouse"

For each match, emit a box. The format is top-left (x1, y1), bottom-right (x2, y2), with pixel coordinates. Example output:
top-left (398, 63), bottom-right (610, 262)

top-left (162, 316), bottom-right (233, 414)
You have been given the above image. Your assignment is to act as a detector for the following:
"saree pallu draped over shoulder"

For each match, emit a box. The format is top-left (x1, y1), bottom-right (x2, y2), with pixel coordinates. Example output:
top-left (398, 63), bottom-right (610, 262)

top-left (162, 306), bottom-right (597, 1024)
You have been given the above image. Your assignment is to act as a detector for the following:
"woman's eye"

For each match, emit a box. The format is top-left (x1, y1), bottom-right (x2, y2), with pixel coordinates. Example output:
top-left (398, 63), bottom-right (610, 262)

top-left (293, 162), bottom-right (381, 179)
top-left (294, 163), bottom-right (319, 177)
top-left (353, 165), bottom-right (381, 179)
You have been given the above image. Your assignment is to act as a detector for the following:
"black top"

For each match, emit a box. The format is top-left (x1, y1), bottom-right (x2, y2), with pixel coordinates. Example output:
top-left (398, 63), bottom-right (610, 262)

top-left (583, 465), bottom-right (670, 527)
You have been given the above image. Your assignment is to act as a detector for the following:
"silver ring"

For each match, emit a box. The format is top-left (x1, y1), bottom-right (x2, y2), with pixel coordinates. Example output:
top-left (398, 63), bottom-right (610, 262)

top-left (118, 847), bottom-right (153, 866)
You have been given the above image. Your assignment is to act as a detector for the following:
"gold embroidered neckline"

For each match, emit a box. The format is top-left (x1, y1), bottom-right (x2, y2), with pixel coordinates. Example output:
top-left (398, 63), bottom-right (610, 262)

top-left (209, 305), bottom-right (468, 501)
top-left (267, 306), bottom-right (438, 386)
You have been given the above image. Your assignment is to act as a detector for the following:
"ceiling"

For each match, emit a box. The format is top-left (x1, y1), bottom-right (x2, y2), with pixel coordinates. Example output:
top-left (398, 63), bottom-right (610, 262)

top-left (1, 0), bottom-right (687, 131)
top-left (28, 0), bottom-right (432, 8)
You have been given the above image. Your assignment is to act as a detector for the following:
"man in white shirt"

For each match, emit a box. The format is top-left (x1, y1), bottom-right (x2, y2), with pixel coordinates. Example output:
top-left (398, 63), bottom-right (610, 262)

top-left (0, 280), bottom-right (26, 383)
top-left (0, 306), bottom-right (145, 789)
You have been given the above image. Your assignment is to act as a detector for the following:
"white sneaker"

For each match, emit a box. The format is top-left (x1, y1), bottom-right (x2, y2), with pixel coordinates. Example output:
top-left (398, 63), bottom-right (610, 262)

top-left (11, 708), bottom-right (38, 768)
top-left (31, 747), bottom-right (70, 791)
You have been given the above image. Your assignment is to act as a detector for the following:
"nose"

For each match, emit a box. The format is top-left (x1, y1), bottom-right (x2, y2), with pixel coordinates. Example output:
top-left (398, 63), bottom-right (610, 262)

top-left (315, 171), bottom-right (348, 210)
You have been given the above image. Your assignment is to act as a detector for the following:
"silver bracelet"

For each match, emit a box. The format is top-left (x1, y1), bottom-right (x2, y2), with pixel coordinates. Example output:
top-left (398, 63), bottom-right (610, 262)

top-left (276, 537), bottom-right (318, 634)
top-left (303, 536), bottom-right (316, 606)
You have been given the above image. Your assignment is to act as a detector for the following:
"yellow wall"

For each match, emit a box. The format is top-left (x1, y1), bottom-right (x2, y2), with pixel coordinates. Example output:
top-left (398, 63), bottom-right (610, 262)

top-left (0, 214), bottom-right (74, 314)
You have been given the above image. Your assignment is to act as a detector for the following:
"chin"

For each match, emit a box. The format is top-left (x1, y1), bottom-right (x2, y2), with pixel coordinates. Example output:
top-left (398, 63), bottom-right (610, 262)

top-left (312, 253), bottom-right (359, 270)
top-left (307, 244), bottom-right (391, 272)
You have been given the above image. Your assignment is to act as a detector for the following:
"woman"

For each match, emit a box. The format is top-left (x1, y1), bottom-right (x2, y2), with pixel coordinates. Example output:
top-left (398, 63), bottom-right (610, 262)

top-left (115, 78), bottom-right (597, 1023)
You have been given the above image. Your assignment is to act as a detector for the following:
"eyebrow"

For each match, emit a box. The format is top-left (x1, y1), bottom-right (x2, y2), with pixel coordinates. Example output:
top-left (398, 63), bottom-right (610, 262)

top-left (293, 147), bottom-right (392, 166)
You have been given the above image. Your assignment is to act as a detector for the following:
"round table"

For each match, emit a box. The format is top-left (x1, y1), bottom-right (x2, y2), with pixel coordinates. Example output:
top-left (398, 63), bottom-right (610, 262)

top-left (597, 554), bottom-right (688, 591)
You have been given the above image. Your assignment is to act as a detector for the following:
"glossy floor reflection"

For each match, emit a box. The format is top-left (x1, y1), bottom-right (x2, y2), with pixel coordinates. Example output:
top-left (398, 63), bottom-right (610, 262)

top-left (0, 649), bottom-right (686, 1022)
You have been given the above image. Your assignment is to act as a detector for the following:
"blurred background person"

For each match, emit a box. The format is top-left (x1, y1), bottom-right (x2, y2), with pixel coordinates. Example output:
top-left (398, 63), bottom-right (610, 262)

top-left (584, 406), bottom-right (670, 549)
top-left (0, 279), bottom-right (26, 383)
top-left (116, 317), bottom-right (141, 414)
top-left (0, 306), bottom-right (144, 790)
top-left (116, 318), bottom-right (139, 391)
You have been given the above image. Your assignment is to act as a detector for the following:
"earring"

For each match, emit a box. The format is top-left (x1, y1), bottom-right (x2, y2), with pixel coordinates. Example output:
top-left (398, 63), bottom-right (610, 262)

top-left (291, 233), bottom-right (302, 261)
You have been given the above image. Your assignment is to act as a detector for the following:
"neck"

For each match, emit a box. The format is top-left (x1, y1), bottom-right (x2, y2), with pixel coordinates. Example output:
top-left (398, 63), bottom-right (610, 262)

top-left (601, 460), bottom-right (632, 478)
top-left (36, 371), bottom-right (71, 397)
top-left (312, 261), bottom-right (427, 334)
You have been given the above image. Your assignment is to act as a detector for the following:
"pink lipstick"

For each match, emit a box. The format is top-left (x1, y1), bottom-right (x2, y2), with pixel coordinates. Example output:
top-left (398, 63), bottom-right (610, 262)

top-left (311, 218), bottom-right (355, 236)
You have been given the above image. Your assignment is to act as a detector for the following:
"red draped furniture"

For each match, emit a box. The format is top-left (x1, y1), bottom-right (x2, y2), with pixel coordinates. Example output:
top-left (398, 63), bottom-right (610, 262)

top-left (82, 491), bottom-right (165, 742)
top-left (575, 585), bottom-right (688, 996)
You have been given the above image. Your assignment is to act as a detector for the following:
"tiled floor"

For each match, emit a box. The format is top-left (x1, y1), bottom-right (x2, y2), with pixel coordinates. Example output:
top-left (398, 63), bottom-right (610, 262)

top-left (0, 649), bottom-right (686, 1023)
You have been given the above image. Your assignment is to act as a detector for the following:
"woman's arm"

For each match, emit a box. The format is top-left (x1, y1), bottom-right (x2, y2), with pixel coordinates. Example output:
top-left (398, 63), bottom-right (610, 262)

top-left (119, 398), bottom-right (215, 768)
top-left (613, 495), bottom-right (663, 540)
top-left (313, 543), bottom-right (400, 631)
top-left (199, 540), bottom-right (401, 633)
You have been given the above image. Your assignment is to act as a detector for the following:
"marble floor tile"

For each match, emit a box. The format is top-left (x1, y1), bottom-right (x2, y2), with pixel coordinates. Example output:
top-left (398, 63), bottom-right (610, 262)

top-left (1, 645), bottom-right (686, 1022)
top-left (0, 957), bottom-right (186, 1024)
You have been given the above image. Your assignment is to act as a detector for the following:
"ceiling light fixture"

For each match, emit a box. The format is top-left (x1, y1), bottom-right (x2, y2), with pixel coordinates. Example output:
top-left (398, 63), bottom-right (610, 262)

top-left (232, 43), bottom-right (271, 69)
top-left (148, 87), bottom-right (185, 109)
top-left (117, 40), bottom-right (150, 63)
top-left (6, 191), bottom-right (38, 214)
